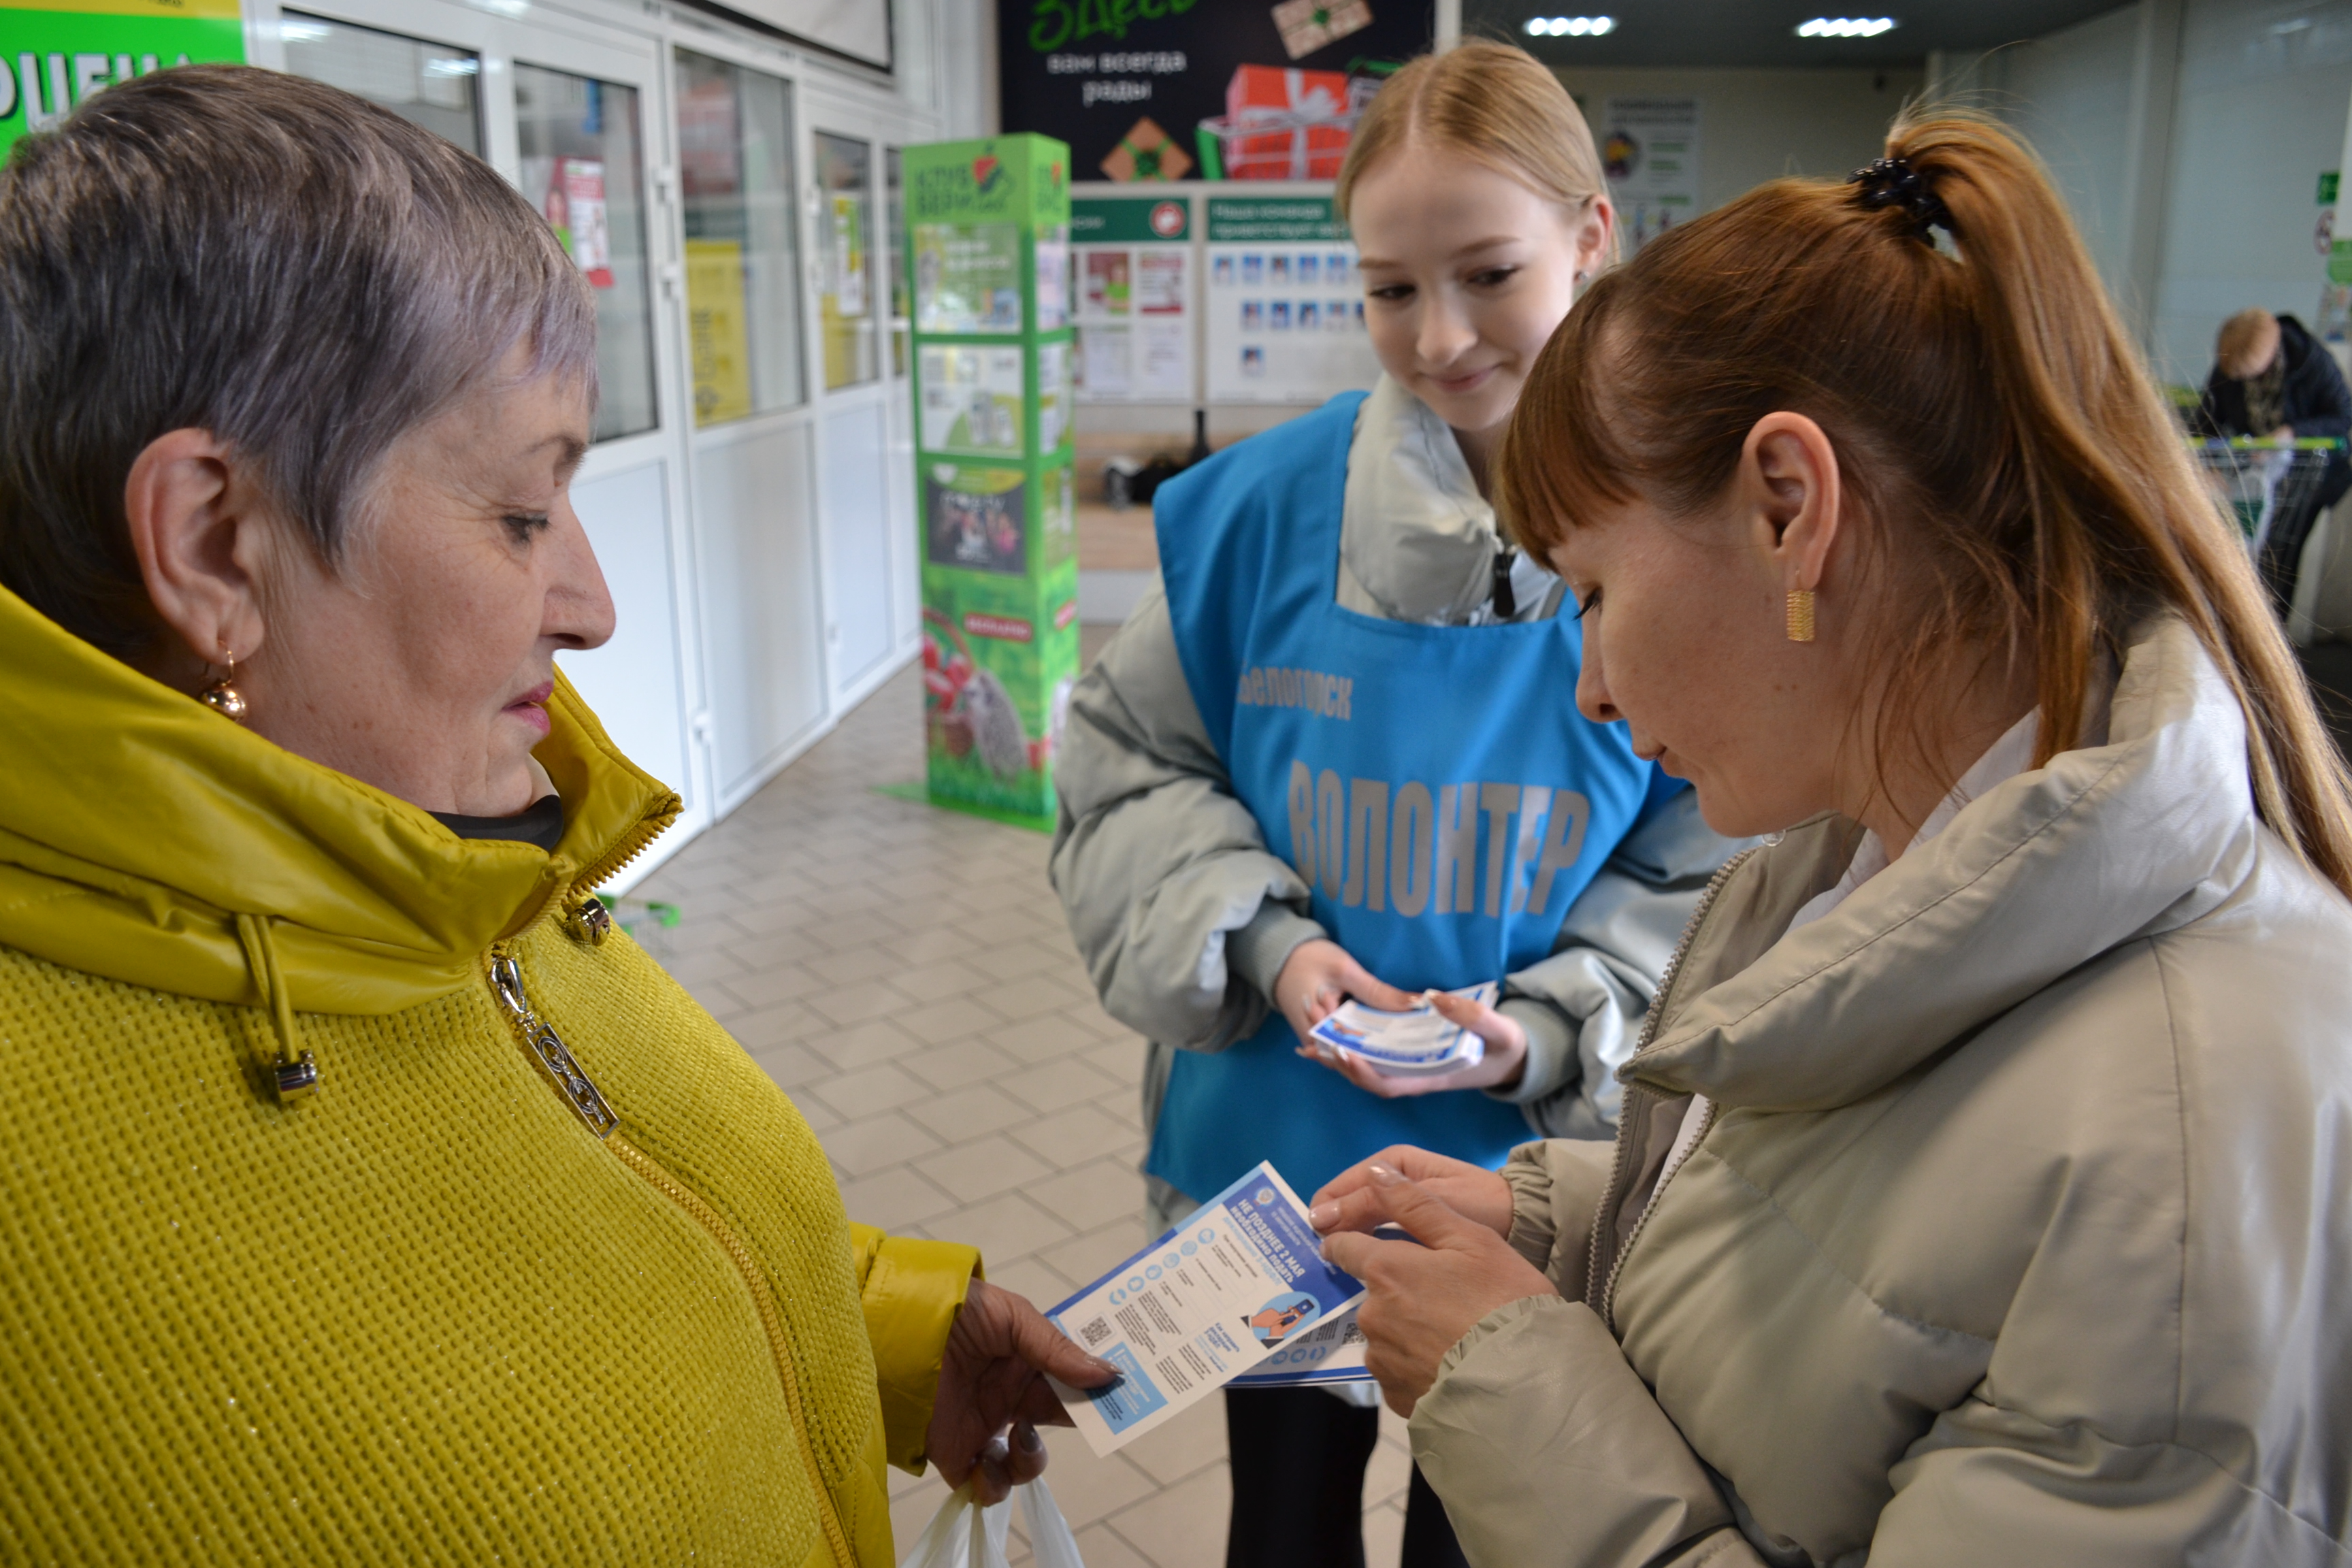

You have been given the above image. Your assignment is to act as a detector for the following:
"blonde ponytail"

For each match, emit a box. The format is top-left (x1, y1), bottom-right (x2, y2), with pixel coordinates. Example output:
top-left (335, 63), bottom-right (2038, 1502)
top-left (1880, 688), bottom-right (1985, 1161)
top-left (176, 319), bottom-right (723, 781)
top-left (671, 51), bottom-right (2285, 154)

top-left (1500, 110), bottom-right (2352, 895)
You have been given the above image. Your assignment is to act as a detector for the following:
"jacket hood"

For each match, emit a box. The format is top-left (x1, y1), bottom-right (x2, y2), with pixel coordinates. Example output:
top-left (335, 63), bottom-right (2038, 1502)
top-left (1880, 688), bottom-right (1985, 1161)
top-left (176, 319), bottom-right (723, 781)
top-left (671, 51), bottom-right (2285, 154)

top-left (1631, 615), bottom-right (2268, 1111)
top-left (1340, 374), bottom-right (1526, 622)
top-left (0, 581), bottom-right (679, 1017)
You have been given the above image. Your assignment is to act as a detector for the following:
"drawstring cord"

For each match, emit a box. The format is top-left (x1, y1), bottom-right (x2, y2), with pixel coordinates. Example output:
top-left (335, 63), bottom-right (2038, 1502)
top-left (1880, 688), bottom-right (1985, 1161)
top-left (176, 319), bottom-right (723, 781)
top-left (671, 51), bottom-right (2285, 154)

top-left (235, 912), bottom-right (318, 1102)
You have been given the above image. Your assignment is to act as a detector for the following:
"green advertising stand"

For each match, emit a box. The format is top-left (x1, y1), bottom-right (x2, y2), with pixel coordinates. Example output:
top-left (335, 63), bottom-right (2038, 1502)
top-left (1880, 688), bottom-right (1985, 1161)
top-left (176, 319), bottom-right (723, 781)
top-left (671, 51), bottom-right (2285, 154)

top-left (904, 134), bottom-right (1077, 831)
top-left (0, 0), bottom-right (246, 158)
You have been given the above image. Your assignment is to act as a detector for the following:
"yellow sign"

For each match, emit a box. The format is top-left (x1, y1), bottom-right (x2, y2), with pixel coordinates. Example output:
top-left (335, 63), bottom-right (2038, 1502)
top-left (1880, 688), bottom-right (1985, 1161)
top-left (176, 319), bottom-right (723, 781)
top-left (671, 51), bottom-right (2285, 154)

top-left (684, 239), bottom-right (752, 427)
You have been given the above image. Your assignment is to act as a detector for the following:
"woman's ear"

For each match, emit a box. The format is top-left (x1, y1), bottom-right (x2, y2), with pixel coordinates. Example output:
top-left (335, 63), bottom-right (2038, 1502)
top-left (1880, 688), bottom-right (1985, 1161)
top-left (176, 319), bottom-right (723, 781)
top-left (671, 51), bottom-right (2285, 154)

top-left (1740, 412), bottom-right (1842, 595)
top-left (122, 428), bottom-right (273, 674)
top-left (1574, 196), bottom-right (1614, 284)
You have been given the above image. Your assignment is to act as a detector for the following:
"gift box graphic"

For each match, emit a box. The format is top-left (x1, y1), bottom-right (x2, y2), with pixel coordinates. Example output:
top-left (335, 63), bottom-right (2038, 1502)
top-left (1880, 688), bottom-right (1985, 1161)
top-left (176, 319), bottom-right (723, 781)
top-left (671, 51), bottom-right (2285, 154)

top-left (1205, 65), bottom-right (1356, 181)
top-left (1270, 0), bottom-right (1373, 59)
top-left (1100, 115), bottom-right (1194, 182)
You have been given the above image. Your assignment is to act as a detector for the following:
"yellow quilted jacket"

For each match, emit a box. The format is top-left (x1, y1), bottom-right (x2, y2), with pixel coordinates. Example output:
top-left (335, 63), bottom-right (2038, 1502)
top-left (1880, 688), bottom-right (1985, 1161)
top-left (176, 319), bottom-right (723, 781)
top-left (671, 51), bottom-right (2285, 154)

top-left (0, 583), bottom-right (978, 1566)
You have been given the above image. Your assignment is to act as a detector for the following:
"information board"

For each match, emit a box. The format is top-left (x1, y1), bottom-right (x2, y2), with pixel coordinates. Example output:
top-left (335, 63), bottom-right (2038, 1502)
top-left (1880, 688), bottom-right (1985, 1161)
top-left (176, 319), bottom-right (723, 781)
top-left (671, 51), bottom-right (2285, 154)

top-left (1204, 195), bottom-right (1378, 404)
top-left (1073, 193), bottom-right (1195, 402)
top-left (1601, 97), bottom-right (1701, 256)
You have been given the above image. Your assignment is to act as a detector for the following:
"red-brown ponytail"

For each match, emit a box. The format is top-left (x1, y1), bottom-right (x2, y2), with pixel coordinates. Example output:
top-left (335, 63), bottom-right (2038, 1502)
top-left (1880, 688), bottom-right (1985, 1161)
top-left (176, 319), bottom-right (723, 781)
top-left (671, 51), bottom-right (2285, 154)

top-left (1498, 110), bottom-right (2352, 896)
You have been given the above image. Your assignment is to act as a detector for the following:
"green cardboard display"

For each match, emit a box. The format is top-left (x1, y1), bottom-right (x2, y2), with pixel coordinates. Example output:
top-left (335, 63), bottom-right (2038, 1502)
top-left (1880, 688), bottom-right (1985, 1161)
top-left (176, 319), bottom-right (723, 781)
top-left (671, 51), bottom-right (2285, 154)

top-left (906, 134), bottom-right (1078, 830)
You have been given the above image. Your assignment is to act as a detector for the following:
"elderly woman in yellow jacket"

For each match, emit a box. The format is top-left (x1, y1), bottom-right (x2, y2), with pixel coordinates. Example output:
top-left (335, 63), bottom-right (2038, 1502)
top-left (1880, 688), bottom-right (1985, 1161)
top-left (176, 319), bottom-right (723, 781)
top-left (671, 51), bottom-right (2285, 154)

top-left (0, 67), bottom-right (1110, 1565)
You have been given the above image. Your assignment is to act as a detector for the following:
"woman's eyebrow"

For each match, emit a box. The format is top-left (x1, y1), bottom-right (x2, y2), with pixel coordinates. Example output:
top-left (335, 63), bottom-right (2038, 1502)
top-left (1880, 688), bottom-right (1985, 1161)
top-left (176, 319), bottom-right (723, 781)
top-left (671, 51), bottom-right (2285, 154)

top-left (1357, 235), bottom-right (1522, 270)
top-left (534, 433), bottom-right (589, 480)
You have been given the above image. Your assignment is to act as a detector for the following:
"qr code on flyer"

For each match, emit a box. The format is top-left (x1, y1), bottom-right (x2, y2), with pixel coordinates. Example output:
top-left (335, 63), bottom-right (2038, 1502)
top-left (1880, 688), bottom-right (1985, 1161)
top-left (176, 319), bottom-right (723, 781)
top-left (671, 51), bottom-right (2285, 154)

top-left (1079, 1316), bottom-right (1115, 1349)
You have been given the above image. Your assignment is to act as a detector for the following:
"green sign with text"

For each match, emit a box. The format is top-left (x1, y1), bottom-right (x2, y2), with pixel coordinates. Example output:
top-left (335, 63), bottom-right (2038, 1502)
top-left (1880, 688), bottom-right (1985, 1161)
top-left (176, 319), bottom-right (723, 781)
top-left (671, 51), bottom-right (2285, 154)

top-left (0, 0), bottom-right (245, 158)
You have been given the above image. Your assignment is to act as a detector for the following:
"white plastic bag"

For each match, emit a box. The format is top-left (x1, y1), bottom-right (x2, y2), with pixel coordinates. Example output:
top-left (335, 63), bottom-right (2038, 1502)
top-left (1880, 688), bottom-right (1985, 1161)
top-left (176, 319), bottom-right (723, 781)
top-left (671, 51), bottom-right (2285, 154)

top-left (900, 1475), bottom-right (1083, 1568)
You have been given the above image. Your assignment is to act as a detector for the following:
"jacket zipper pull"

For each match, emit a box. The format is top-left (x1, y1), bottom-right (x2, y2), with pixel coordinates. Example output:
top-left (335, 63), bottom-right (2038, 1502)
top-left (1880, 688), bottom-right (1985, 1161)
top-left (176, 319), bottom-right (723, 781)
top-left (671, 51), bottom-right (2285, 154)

top-left (490, 951), bottom-right (619, 1138)
top-left (563, 893), bottom-right (615, 946)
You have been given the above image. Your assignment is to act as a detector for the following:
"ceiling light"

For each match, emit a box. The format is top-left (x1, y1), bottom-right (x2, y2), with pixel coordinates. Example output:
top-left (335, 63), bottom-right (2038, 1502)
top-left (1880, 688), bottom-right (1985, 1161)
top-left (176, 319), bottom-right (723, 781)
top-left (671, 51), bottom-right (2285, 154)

top-left (276, 18), bottom-right (332, 40)
top-left (1524, 15), bottom-right (1616, 37)
top-left (1795, 16), bottom-right (1898, 37)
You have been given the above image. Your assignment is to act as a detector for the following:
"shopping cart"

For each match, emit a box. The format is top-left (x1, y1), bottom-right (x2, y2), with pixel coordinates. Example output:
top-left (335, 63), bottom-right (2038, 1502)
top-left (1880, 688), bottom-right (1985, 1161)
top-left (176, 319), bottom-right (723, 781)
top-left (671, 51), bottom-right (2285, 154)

top-left (2189, 436), bottom-right (2343, 558)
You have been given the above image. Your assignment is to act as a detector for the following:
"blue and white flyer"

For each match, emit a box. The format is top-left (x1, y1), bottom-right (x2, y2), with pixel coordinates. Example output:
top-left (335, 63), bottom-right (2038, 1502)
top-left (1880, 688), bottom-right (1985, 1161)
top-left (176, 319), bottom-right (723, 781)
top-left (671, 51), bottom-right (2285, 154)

top-left (1307, 982), bottom-right (1499, 1075)
top-left (1044, 1161), bottom-right (1366, 1454)
top-left (1231, 1305), bottom-right (1373, 1388)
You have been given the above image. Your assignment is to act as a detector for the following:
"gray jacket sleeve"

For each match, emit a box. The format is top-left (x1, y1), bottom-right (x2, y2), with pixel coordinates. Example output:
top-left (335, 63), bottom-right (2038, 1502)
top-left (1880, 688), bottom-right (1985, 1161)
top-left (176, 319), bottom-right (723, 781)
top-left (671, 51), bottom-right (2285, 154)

top-left (1407, 1137), bottom-right (1767, 1568)
top-left (1049, 587), bottom-right (1324, 1053)
top-left (1411, 1296), bottom-right (1766, 1568)
top-left (1490, 789), bottom-right (1744, 1139)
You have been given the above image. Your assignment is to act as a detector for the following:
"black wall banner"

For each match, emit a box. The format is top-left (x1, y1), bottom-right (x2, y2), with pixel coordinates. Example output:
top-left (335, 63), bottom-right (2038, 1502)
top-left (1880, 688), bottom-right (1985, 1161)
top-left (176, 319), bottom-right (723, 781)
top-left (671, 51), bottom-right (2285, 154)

top-left (1000, 0), bottom-right (1438, 185)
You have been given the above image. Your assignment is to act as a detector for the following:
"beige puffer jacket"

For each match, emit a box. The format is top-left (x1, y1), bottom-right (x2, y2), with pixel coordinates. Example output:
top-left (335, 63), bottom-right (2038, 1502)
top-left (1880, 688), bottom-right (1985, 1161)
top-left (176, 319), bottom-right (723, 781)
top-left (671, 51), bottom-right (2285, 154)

top-left (1409, 616), bottom-right (2352, 1566)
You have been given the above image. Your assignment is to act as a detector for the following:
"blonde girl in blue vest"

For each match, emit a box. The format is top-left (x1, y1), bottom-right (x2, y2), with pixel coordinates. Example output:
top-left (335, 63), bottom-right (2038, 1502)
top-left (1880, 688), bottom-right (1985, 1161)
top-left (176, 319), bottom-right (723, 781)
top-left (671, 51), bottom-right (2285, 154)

top-left (1051, 42), bottom-right (1741, 1568)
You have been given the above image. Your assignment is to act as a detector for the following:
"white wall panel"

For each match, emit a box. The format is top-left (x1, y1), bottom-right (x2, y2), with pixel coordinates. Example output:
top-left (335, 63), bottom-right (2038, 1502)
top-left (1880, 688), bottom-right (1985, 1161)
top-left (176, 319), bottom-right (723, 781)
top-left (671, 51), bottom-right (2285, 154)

top-left (819, 399), bottom-right (895, 696)
top-left (696, 422), bottom-right (830, 802)
top-left (2002, 6), bottom-right (2144, 301)
top-left (561, 459), bottom-right (695, 802)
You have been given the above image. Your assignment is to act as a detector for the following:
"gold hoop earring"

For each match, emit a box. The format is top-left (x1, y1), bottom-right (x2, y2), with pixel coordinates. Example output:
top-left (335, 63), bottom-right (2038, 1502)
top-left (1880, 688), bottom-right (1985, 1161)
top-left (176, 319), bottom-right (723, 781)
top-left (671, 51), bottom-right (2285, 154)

top-left (1785, 589), bottom-right (1816, 643)
top-left (197, 644), bottom-right (250, 722)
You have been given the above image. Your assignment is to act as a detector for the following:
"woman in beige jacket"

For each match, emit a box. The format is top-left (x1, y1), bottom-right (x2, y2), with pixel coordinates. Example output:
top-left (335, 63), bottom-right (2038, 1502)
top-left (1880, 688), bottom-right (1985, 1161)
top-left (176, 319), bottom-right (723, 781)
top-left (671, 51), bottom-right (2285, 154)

top-left (1307, 115), bottom-right (2352, 1564)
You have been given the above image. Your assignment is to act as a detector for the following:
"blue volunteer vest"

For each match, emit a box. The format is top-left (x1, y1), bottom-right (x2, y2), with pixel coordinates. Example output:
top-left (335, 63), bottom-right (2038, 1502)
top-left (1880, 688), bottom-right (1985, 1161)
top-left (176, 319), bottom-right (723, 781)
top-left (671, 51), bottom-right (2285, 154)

top-left (1147, 393), bottom-right (1672, 1203)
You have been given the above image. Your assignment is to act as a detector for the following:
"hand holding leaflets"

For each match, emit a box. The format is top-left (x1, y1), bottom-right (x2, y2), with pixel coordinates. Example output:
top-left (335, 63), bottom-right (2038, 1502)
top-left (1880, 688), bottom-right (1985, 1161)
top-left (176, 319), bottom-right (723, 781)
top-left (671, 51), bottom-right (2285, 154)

top-left (1273, 939), bottom-right (1530, 1097)
top-left (926, 1277), bottom-right (1119, 1503)
top-left (1307, 981), bottom-right (1499, 1075)
top-left (1307, 1152), bottom-right (1558, 1417)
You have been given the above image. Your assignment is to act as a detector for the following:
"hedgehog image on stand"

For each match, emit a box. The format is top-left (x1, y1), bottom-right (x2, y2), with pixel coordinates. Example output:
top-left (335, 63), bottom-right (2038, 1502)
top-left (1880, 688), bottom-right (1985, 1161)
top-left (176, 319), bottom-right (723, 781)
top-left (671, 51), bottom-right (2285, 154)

top-left (923, 610), bottom-right (1033, 781)
top-left (959, 663), bottom-right (1029, 779)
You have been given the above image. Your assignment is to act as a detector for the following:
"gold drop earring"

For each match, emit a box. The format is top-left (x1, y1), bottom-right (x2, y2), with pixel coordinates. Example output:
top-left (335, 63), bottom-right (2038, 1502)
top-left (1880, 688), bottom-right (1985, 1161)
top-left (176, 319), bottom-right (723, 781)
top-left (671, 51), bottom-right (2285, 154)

top-left (197, 642), bottom-right (250, 722)
top-left (1786, 589), bottom-right (1816, 643)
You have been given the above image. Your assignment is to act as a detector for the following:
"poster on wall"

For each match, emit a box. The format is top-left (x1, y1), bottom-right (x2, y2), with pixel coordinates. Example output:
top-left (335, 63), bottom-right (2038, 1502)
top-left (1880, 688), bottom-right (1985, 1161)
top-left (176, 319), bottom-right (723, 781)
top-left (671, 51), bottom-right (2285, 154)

top-left (685, 239), bottom-right (753, 425)
top-left (1205, 196), bottom-right (1378, 404)
top-left (0, 0), bottom-right (244, 158)
top-left (1601, 97), bottom-right (1701, 255)
top-left (997, 0), bottom-right (1433, 184)
top-left (1073, 195), bottom-right (1195, 402)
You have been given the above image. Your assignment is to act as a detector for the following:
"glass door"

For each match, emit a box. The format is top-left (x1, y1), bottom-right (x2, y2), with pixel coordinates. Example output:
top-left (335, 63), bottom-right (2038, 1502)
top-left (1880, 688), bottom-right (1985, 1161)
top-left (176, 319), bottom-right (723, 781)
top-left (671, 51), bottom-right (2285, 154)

top-left (513, 63), bottom-right (657, 444)
top-left (674, 48), bottom-right (804, 427)
top-left (886, 145), bottom-right (908, 380)
top-left (805, 101), bottom-right (910, 701)
top-left (277, 12), bottom-right (481, 153)
top-left (814, 129), bottom-right (878, 393)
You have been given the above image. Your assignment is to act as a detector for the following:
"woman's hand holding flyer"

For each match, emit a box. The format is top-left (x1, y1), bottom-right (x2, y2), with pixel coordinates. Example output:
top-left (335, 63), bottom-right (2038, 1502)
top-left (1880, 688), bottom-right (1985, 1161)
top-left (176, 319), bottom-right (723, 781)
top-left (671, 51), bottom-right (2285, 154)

top-left (1308, 1160), bottom-right (1558, 1416)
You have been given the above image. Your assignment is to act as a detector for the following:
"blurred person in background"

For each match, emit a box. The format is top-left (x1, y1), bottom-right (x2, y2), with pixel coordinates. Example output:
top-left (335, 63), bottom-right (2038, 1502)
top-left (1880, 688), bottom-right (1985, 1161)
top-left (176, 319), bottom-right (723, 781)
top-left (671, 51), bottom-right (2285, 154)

top-left (2195, 306), bottom-right (2352, 615)
top-left (0, 66), bottom-right (1109, 1565)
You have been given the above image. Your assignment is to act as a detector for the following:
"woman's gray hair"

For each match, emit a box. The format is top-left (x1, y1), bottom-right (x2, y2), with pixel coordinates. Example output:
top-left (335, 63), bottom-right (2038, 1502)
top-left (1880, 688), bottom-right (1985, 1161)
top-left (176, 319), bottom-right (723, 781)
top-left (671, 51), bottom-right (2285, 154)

top-left (0, 64), bottom-right (598, 656)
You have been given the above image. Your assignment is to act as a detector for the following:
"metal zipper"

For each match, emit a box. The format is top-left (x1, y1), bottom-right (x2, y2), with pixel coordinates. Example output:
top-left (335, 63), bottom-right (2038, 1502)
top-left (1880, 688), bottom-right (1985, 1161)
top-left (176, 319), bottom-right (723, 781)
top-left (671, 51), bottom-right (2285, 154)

top-left (607, 1134), bottom-right (857, 1568)
top-left (489, 949), bottom-right (619, 1138)
top-left (1587, 846), bottom-right (1758, 1328)
top-left (487, 943), bottom-right (854, 1568)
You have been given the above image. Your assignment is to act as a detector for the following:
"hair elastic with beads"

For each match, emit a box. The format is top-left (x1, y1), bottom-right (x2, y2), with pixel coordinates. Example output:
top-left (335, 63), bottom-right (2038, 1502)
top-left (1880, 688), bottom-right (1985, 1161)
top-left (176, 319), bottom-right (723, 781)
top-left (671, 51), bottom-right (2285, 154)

top-left (1848, 156), bottom-right (1953, 243)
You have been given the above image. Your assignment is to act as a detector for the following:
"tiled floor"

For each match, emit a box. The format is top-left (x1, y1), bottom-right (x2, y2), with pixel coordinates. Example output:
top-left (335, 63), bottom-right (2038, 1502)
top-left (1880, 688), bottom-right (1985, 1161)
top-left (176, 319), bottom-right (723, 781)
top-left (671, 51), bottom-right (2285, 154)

top-left (627, 644), bottom-right (1417, 1568)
